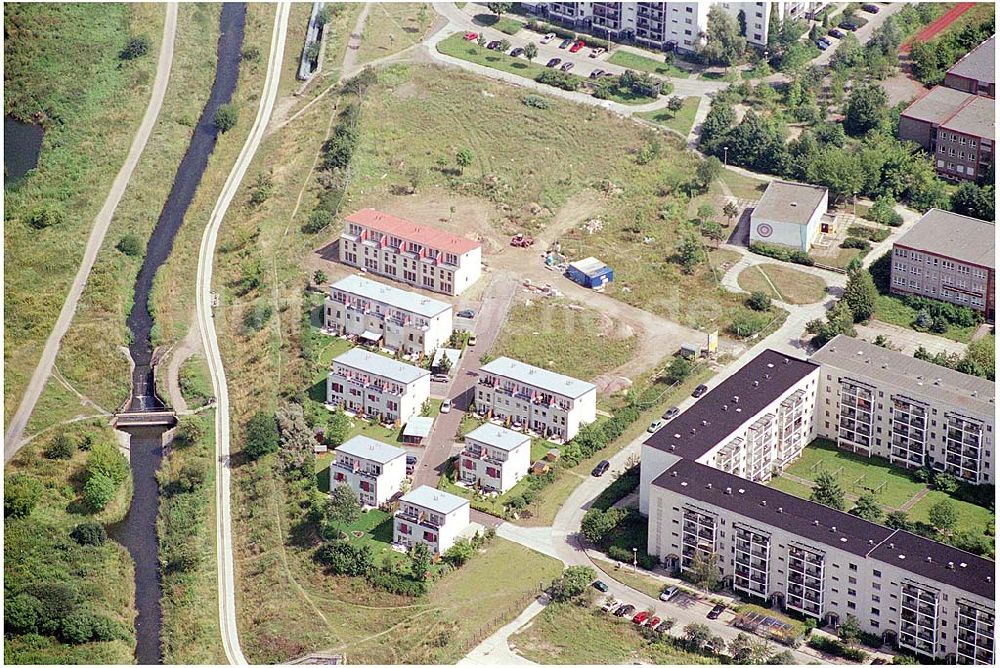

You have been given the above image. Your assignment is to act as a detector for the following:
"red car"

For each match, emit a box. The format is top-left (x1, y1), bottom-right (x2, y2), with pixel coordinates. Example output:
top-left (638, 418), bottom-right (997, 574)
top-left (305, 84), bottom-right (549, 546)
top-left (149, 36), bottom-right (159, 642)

top-left (648, 616), bottom-right (662, 629)
top-left (569, 39), bottom-right (585, 53)
top-left (632, 611), bottom-right (650, 625)
top-left (463, 32), bottom-right (478, 41)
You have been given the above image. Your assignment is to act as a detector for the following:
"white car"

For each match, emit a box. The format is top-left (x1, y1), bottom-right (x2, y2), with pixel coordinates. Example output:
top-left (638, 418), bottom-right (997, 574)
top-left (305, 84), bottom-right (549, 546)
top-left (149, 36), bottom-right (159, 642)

top-left (590, 47), bottom-right (606, 58)
top-left (602, 597), bottom-right (622, 613)
top-left (540, 32), bottom-right (556, 44)
top-left (659, 585), bottom-right (678, 602)
top-left (441, 400), bottom-right (452, 414)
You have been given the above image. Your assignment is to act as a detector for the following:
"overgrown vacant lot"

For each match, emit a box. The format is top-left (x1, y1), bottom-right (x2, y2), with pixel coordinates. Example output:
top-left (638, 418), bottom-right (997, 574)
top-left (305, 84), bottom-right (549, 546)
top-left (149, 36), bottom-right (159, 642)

top-left (4, 3), bottom-right (163, 426)
top-left (356, 3), bottom-right (434, 66)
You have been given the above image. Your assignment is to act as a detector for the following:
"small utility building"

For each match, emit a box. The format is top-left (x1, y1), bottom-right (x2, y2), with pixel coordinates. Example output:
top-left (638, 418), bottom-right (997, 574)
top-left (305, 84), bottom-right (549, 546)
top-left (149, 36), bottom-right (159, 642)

top-left (566, 257), bottom-right (613, 290)
top-left (750, 181), bottom-right (828, 252)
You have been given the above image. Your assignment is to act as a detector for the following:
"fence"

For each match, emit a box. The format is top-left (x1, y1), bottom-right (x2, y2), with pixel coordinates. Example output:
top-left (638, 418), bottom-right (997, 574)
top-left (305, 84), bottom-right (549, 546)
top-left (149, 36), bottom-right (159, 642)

top-left (454, 587), bottom-right (544, 657)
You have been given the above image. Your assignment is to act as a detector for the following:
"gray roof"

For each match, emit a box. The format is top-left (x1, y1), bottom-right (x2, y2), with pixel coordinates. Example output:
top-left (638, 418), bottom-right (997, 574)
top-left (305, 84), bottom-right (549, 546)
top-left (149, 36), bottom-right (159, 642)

top-left (480, 357), bottom-right (596, 399)
top-left (901, 86), bottom-right (994, 139)
top-left (941, 94), bottom-right (995, 138)
top-left (333, 348), bottom-right (430, 384)
top-left (569, 256), bottom-right (611, 277)
top-left (335, 435), bottom-right (406, 464)
top-left (868, 528), bottom-right (995, 600)
top-left (402, 416), bottom-right (434, 438)
top-left (752, 180), bottom-right (827, 226)
top-left (330, 275), bottom-right (452, 318)
top-left (465, 424), bottom-right (531, 452)
top-left (400, 485), bottom-right (469, 514)
top-left (947, 35), bottom-right (995, 86)
top-left (894, 208), bottom-right (995, 269)
top-left (812, 335), bottom-right (995, 417)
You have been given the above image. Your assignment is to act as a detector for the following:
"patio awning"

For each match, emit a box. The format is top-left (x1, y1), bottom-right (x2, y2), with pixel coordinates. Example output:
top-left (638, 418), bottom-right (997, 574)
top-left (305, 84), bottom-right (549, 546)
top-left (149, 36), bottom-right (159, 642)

top-left (359, 330), bottom-right (382, 343)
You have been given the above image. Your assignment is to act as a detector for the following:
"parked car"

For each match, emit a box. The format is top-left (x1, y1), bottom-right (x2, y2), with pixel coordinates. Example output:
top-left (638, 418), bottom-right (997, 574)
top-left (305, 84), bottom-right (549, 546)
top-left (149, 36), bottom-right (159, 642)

top-left (862, 3), bottom-right (880, 13)
top-left (406, 454), bottom-right (417, 466)
top-left (602, 597), bottom-right (622, 612)
top-left (591, 460), bottom-right (610, 477)
top-left (648, 616), bottom-right (662, 630)
top-left (602, 71), bottom-right (615, 77)
top-left (510, 46), bottom-right (525, 57)
top-left (457, 308), bottom-right (476, 318)
top-left (569, 39), bottom-right (585, 53)
top-left (838, 21), bottom-right (859, 31)
top-left (707, 603), bottom-right (726, 620)
top-left (546, 57), bottom-right (562, 68)
top-left (559, 37), bottom-right (572, 49)
top-left (692, 384), bottom-right (709, 398)
top-left (647, 420), bottom-right (663, 433)
top-left (589, 69), bottom-right (605, 79)
top-left (560, 61), bottom-right (574, 72)
top-left (816, 38), bottom-right (831, 50)
top-left (440, 400), bottom-right (452, 414)
top-left (614, 604), bottom-right (635, 618)
top-left (662, 406), bottom-right (680, 421)
top-left (541, 32), bottom-right (556, 44)
top-left (463, 32), bottom-right (479, 41)
top-left (589, 47), bottom-right (605, 58)
top-left (659, 585), bottom-right (678, 602)
top-left (467, 334), bottom-right (477, 346)
top-left (592, 580), bottom-right (609, 593)
top-left (431, 374), bottom-right (449, 383)
top-left (827, 28), bottom-right (845, 38)
top-left (632, 611), bottom-right (650, 625)
top-left (486, 40), bottom-right (501, 50)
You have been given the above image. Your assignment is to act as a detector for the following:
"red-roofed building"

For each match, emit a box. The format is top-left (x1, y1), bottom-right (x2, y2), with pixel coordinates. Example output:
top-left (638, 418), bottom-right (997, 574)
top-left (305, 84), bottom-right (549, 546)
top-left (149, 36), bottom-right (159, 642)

top-left (339, 209), bottom-right (482, 295)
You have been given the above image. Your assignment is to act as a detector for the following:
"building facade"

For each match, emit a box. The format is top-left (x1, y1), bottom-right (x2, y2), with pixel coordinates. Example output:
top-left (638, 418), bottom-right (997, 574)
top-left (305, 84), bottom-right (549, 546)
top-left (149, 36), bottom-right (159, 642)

top-left (899, 87), bottom-right (994, 183)
top-left (338, 209), bottom-right (482, 296)
top-left (475, 356), bottom-right (597, 442)
top-left (749, 180), bottom-right (828, 251)
top-left (329, 436), bottom-right (406, 508)
top-left (326, 348), bottom-right (431, 426)
top-left (888, 209), bottom-right (995, 320)
top-left (393, 485), bottom-right (471, 554)
top-left (325, 275), bottom-right (454, 356)
top-left (458, 424), bottom-right (532, 493)
top-left (812, 335), bottom-right (995, 485)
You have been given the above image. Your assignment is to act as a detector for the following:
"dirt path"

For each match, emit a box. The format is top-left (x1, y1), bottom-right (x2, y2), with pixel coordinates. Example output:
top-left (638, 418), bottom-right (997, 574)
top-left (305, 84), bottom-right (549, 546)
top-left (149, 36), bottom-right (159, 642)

top-left (164, 316), bottom-right (203, 414)
top-left (4, 4), bottom-right (179, 460)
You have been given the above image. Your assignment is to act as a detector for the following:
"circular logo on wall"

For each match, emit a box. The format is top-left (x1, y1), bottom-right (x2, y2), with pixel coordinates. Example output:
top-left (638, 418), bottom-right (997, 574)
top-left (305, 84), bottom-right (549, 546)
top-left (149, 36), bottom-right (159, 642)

top-left (757, 223), bottom-right (773, 238)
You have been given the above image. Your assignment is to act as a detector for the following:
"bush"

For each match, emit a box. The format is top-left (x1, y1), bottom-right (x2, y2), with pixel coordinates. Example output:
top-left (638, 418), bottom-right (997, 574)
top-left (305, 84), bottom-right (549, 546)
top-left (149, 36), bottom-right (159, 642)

top-left (71, 522), bottom-right (108, 546)
top-left (840, 237), bottom-right (871, 250)
top-left (45, 432), bottom-right (76, 459)
top-left (244, 411), bottom-right (279, 460)
top-left (535, 69), bottom-right (580, 91)
top-left (87, 442), bottom-right (130, 487)
top-left (807, 635), bottom-right (867, 661)
top-left (4, 474), bottom-right (44, 518)
top-left (214, 104), bottom-right (239, 133)
top-left (120, 35), bottom-right (151, 60)
top-left (729, 309), bottom-right (771, 337)
top-left (747, 291), bottom-right (772, 312)
top-left (522, 94), bottom-right (550, 109)
top-left (243, 302), bottom-right (273, 333)
top-left (748, 242), bottom-right (814, 266)
top-left (116, 234), bottom-right (144, 257)
top-left (174, 415), bottom-right (205, 447)
top-left (846, 225), bottom-right (890, 242)
top-left (83, 473), bottom-right (118, 511)
top-left (25, 205), bottom-right (65, 229)
top-left (59, 609), bottom-right (97, 644)
top-left (5, 593), bottom-right (44, 634)
top-left (365, 567), bottom-right (427, 596)
top-left (242, 45), bottom-right (261, 61)
top-left (524, 19), bottom-right (576, 40)
top-left (315, 539), bottom-right (374, 576)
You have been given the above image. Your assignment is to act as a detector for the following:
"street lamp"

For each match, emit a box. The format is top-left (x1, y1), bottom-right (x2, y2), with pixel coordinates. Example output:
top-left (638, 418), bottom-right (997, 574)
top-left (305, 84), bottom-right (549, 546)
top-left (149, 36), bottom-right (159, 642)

top-left (723, 146), bottom-right (729, 166)
top-left (632, 547), bottom-right (638, 573)
top-left (853, 191), bottom-right (859, 217)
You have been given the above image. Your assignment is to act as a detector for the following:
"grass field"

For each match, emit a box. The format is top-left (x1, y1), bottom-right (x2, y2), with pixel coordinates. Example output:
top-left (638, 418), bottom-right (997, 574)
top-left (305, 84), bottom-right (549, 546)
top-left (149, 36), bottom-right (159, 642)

top-left (873, 294), bottom-right (978, 344)
top-left (4, 3), bottom-right (164, 428)
top-left (637, 96), bottom-right (700, 137)
top-left (491, 298), bottom-right (638, 380)
top-left (509, 601), bottom-right (719, 664)
top-left (474, 13), bottom-right (524, 35)
top-left (607, 50), bottom-right (690, 78)
top-left (719, 168), bottom-right (769, 200)
top-left (737, 264), bottom-right (828, 305)
top-left (356, 3), bottom-right (434, 66)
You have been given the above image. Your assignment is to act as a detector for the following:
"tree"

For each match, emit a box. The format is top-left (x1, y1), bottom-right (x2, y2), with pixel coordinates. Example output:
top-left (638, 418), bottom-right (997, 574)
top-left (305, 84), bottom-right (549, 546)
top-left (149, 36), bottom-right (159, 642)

top-left (175, 415), bottom-right (205, 447)
top-left (768, 650), bottom-right (797, 664)
top-left (244, 411), bottom-right (279, 460)
top-left (477, 33), bottom-right (486, 48)
top-left (550, 565), bottom-right (596, 602)
top-left (747, 291), bottom-right (771, 312)
top-left (315, 5), bottom-right (333, 26)
top-left (665, 355), bottom-right (693, 383)
top-left (45, 431), bottom-right (76, 459)
top-left (697, 6), bottom-right (745, 66)
top-left (667, 95), bottom-right (684, 112)
top-left (214, 103), bottom-right (239, 133)
top-left (315, 540), bottom-right (374, 576)
top-left (927, 499), bottom-right (959, 536)
top-left (71, 521), bottom-right (108, 546)
top-left (455, 147), bottom-right (474, 173)
top-left (4, 473), bottom-right (44, 518)
top-left (116, 234), bottom-right (143, 257)
top-left (498, 38), bottom-right (511, 52)
top-left (581, 507), bottom-right (627, 543)
top-left (697, 202), bottom-right (717, 223)
top-left (524, 41), bottom-right (538, 61)
top-left (25, 205), bottom-right (65, 229)
top-left (684, 622), bottom-right (713, 651)
top-left (696, 157), bottom-right (723, 191)
top-left (702, 220), bottom-right (724, 247)
top-left (845, 83), bottom-right (888, 136)
top-left (843, 267), bottom-right (877, 322)
top-left (84, 473), bottom-right (118, 511)
top-left (276, 404), bottom-right (316, 479)
top-left (487, 2), bottom-right (512, 17)
top-left (675, 235), bottom-right (704, 274)
top-left (87, 441), bottom-right (130, 487)
top-left (313, 269), bottom-right (328, 285)
top-left (305, 40), bottom-right (321, 62)
top-left (885, 510), bottom-right (912, 531)
top-left (120, 35), bottom-right (151, 60)
top-left (4, 592), bottom-right (43, 634)
top-left (443, 538), bottom-right (476, 567)
top-left (729, 632), bottom-right (773, 664)
top-left (838, 614), bottom-right (861, 647)
top-left (850, 491), bottom-right (883, 523)
top-left (688, 551), bottom-right (720, 590)
top-left (409, 541), bottom-right (432, 581)
top-left (326, 484), bottom-right (361, 531)
top-left (326, 407), bottom-right (351, 447)
top-left (723, 201), bottom-right (740, 225)
top-left (805, 147), bottom-right (864, 202)
top-left (810, 471), bottom-right (846, 511)
top-left (950, 182), bottom-right (995, 221)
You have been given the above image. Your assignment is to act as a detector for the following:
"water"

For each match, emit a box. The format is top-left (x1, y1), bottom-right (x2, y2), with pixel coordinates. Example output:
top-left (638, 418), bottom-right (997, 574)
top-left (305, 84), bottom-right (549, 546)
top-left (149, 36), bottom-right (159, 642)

top-left (4, 115), bottom-right (43, 187)
top-left (114, 4), bottom-right (247, 662)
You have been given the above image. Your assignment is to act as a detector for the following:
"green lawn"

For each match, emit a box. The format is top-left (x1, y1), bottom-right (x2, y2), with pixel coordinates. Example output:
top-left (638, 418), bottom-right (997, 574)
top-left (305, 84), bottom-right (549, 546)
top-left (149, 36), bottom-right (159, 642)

top-left (355, 3), bottom-right (435, 66)
top-left (737, 264), bottom-right (828, 305)
top-left (719, 168), bottom-right (769, 200)
top-left (607, 50), bottom-right (690, 78)
top-left (908, 490), bottom-right (995, 530)
top-left (474, 13), bottom-right (523, 35)
top-left (637, 96), bottom-right (700, 137)
top-left (873, 294), bottom-right (979, 344)
top-left (812, 246), bottom-right (867, 270)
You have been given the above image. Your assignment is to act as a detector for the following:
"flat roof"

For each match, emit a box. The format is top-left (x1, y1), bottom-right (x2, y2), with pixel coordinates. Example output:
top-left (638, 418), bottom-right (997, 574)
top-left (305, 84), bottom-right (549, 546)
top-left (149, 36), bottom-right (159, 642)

top-left (330, 275), bottom-right (452, 318)
top-left (812, 335), bottom-right (994, 417)
top-left (402, 416), bottom-right (434, 438)
top-left (332, 348), bottom-right (429, 385)
top-left (868, 528), bottom-right (995, 600)
top-left (644, 350), bottom-right (819, 459)
top-left (941, 94), bottom-right (995, 138)
top-left (345, 209), bottom-right (480, 255)
top-left (901, 86), bottom-right (994, 139)
top-left (894, 207), bottom-right (995, 270)
top-left (752, 180), bottom-right (827, 226)
top-left (480, 356), bottom-right (596, 399)
top-left (569, 256), bottom-right (610, 277)
top-left (947, 35), bottom-right (995, 86)
top-left (465, 424), bottom-right (531, 451)
top-left (335, 435), bottom-right (405, 464)
top-left (400, 485), bottom-right (469, 515)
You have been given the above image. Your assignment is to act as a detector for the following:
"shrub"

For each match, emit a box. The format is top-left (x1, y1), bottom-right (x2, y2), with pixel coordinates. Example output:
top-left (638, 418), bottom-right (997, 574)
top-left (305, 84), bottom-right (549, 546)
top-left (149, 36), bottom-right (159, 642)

top-left (243, 302), bottom-right (273, 333)
top-left (87, 442), bottom-right (130, 487)
top-left (846, 225), bottom-right (890, 242)
top-left (241, 45), bottom-right (261, 61)
top-left (5, 473), bottom-right (45, 518)
top-left (304, 207), bottom-right (333, 234)
top-left (25, 205), bottom-right (65, 229)
top-left (116, 234), bottom-right (144, 257)
top-left (244, 411), bottom-right (279, 460)
top-left (59, 609), bottom-right (97, 644)
top-left (45, 432), bottom-right (76, 459)
top-left (840, 237), bottom-right (871, 250)
top-left (120, 35), bottom-right (151, 60)
top-left (535, 69), bottom-right (580, 91)
top-left (174, 415), bottom-right (205, 447)
top-left (728, 309), bottom-right (771, 337)
top-left (365, 567), bottom-right (427, 596)
top-left (71, 522), bottom-right (108, 546)
top-left (214, 104), bottom-right (239, 133)
top-left (83, 473), bottom-right (118, 511)
top-left (522, 94), bottom-right (550, 109)
top-left (315, 540), bottom-right (374, 576)
top-left (748, 242), bottom-right (814, 266)
top-left (5, 593), bottom-right (44, 634)
top-left (747, 291), bottom-right (772, 312)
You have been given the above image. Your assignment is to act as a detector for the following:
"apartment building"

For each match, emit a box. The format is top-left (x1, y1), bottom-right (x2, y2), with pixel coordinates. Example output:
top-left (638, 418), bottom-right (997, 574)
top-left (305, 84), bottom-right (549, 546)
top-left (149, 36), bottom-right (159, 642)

top-left (648, 458), bottom-right (995, 664)
top-left (326, 348), bottom-right (431, 426)
top-left (338, 209), bottom-right (482, 296)
top-left (898, 86), bottom-right (994, 183)
top-left (475, 357), bottom-right (597, 442)
top-left (457, 424), bottom-right (532, 494)
top-left (393, 485), bottom-right (470, 554)
top-left (943, 35), bottom-right (995, 98)
top-left (888, 209), bottom-right (995, 320)
top-left (325, 275), bottom-right (454, 356)
top-left (750, 180), bottom-right (829, 252)
top-left (329, 435), bottom-right (406, 508)
top-left (640, 349), bottom-right (819, 514)
top-left (812, 335), bottom-right (995, 484)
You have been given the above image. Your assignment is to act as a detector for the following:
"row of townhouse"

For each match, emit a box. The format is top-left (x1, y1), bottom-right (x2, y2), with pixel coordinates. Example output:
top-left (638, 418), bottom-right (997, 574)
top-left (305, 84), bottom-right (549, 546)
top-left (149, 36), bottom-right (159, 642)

top-left (457, 424), bottom-right (532, 494)
top-left (524, 2), bottom-right (827, 54)
top-left (888, 209), bottom-right (995, 321)
top-left (326, 347), bottom-right (431, 426)
top-left (648, 458), bottom-right (995, 664)
top-left (324, 274), bottom-right (454, 356)
top-left (329, 435), bottom-right (407, 508)
top-left (393, 485), bottom-right (470, 555)
top-left (338, 208), bottom-right (482, 296)
top-left (475, 356), bottom-right (598, 442)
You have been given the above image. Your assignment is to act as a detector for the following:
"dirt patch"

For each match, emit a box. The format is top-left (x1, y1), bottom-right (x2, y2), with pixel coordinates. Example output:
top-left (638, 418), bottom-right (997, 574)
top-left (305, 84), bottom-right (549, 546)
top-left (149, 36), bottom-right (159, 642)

top-left (392, 80), bottom-right (421, 100)
top-left (593, 373), bottom-right (633, 395)
top-left (535, 188), bottom-right (606, 248)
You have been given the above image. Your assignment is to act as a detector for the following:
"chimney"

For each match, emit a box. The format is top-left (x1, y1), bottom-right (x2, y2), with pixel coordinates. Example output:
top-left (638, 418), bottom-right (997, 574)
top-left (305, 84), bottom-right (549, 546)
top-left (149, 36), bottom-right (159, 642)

top-left (813, 520), bottom-right (820, 526)
top-left (831, 526), bottom-right (837, 533)
top-left (723, 404), bottom-right (729, 411)
top-left (671, 471), bottom-right (678, 477)
top-left (707, 483), bottom-right (713, 489)
top-left (778, 507), bottom-right (784, 513)
top-left (926, 556), bottom-right (932, 563)
top-left (733, 395), bottom-right (740, 403)
top-left (753, 380), bottom-right (760, 388)
top-left (947, 561), bottom-right (955, 569)
top-left (761, 500), bottom-right (767, 507)
top-left (725, 487), bottom-right (732, 495)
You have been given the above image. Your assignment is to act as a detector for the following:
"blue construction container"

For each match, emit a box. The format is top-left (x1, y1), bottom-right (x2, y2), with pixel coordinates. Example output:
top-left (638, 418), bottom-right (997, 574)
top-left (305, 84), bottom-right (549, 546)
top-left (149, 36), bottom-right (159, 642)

top-left (566, 257), bottom-right (614, 289)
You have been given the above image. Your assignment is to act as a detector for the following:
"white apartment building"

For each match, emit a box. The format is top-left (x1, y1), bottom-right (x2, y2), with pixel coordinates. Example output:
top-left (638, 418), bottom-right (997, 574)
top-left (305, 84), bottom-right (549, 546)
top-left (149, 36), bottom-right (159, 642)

top-left (813, 335), bottom-right (995, 484)
top-left (329, 435), bottom-right (406, 508)
top-left (326, 348), bottom-right (430, 427)
top-left (457, 424), bottom-right (532, 494)
top-left (393, 485), bottom-right (471, 555)
top-left (475, 357), bottom-right (597, 442)
top-left (325, 275), bottom-right (454, 357)
top-left (649, 458), bottom-right (995, 664)
top-left (640, 349), bottom-right (820, 515)
top-left (338, 209), bottom-right (482, 296)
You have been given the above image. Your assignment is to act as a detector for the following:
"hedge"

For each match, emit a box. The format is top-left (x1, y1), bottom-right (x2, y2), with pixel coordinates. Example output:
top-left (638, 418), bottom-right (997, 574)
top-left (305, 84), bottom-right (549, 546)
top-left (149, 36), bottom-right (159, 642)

top-left (807, 635), bottom-right (867, 661)
top-left (846, 224), bottom-right (890, 242)
top-left (524, 19), bottom-right (576, 41)
top-left (748, 241), bottom-right (815, 266)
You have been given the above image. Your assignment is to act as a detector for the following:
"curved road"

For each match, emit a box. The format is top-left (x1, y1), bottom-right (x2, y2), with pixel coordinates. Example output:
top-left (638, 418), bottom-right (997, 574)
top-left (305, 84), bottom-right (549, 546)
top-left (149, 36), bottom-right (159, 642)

top-left (195, 2), bottom-right (290, 664)
top-left (4, 3), bottom-right (178, 460)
